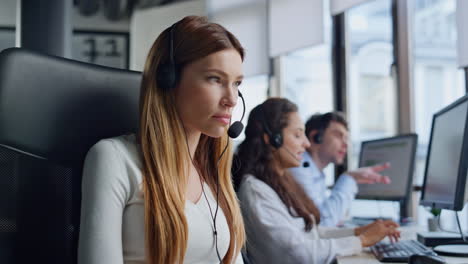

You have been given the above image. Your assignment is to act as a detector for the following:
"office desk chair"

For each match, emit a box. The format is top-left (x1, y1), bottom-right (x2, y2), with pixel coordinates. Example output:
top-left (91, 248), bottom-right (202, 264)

top-left (0, 48), bottom-right (141, 264)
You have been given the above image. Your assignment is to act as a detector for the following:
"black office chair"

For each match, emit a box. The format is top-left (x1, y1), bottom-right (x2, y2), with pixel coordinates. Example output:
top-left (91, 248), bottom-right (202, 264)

top-left (0, 48), bottom-right (141, 264)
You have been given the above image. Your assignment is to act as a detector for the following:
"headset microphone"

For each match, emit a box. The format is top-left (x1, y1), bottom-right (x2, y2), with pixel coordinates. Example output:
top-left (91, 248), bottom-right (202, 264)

top-left (202, 90), bottom-right (245, 263)
top-left (283, 146), bottom-right (304, 163)
top-left (227, 91), bottom-right (245, 138)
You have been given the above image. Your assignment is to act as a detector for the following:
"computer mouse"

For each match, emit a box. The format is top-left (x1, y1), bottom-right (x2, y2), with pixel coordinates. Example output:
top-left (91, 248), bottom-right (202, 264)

top-left (409, 254), bottom-right (446, 264)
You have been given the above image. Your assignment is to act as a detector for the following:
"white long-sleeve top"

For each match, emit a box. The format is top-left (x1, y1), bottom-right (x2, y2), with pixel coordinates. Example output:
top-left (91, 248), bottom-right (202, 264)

top-left (289, 152), bottom-right (358, 227)
top-left (78, 134), bottom-right (243, 264)
top-left (237, 174), bottom-right (362, 264)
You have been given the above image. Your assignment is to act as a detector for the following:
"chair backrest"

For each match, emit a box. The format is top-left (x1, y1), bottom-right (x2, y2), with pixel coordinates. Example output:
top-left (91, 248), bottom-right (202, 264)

top-left (0, 48), bottom-right (141, 263)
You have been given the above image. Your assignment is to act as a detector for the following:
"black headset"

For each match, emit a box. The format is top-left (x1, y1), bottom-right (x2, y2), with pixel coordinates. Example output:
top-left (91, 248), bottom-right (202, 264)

top-left (156, 23), bottom-right (180, 91)
top-left (310, 113), bottom-right (327, 144)
top-left (313, 130), bottom-right (323, 144)
top-left (258, 104), bottom-right (283, 149)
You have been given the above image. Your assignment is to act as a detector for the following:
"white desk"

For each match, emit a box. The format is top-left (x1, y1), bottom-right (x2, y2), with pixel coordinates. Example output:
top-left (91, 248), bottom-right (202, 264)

top-left (337, 225), bottom-right (468, 264)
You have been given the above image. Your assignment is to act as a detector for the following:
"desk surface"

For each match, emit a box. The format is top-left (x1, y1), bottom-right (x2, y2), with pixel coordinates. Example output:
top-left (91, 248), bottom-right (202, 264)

top-left (337, 225), bottom-right (468, 264)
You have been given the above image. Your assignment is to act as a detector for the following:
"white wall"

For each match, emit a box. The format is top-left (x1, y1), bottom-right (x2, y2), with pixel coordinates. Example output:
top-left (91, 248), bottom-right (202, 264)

top-left (330, 0), bottom-right (372, 15)
top-left (269, 0), bottom-right (324, 57)
top-left (211, 1), bottom-right (269, 76)
top-left (130, 0), bottom-right (206, 71)
top-left (206, 0), bottom-right (258, 13)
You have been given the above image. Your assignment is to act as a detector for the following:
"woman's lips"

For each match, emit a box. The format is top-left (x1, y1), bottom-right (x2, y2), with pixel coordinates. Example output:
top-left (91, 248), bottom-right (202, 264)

top-left (212, 115), bottom-right (231, 125)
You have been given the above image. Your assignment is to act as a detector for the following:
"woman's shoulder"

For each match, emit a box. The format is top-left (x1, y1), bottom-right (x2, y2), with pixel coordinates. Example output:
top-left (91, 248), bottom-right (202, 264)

top-left (94, 134), bottom-right (137, 152)
top-left (83, 134), bottom-right (142, 200)
top-left (86, 134), bottom-right (142, 178)
top-left (237, 174), bottom-right (278, 201)
top-left (239, 174), bottom-right (263, 188)
top-left (90, 134), bottom-right (140, 164)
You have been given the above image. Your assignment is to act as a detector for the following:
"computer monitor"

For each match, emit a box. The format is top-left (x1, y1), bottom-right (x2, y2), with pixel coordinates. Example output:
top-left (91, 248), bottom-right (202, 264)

top-left (356, 134), bottom-right (418, 220)
top-left (420, 95), bottom-right (468, 211)
top-left (357, 134), bottom-right (418, 200)
top-left (419, 95), bottom-right (468, 257)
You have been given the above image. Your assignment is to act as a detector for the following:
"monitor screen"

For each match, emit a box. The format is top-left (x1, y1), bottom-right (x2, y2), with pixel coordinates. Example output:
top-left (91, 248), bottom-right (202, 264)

top-left (421, 95), bottom-right (468, 210)
top-left (357, 134), bottom-right (417, 200)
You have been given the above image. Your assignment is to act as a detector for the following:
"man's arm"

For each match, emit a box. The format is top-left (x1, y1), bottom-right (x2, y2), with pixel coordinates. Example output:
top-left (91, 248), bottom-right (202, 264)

top-left (317, 174), bottom-right (358, 226)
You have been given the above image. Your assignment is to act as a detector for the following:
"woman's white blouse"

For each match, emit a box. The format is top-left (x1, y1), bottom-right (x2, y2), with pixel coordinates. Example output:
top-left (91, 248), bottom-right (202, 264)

top-left (237, 175), bottom-right (362, 264)
top-left (78, 134), bottom-right (243, 264)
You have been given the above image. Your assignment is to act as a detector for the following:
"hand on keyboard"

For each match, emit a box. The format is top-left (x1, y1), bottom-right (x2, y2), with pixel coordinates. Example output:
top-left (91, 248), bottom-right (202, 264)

top-left (356, 219), bottom-right (401, 247)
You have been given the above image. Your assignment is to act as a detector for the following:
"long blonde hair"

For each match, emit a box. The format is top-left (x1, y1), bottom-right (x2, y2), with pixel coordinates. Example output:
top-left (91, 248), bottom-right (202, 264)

top-left (138, 16), bottom-right (245, 264)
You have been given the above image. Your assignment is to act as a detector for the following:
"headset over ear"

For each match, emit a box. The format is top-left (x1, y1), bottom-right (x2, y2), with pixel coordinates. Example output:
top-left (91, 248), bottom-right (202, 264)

top-left (259, 105), bottom-right (283, 149)
top-left (268, 131), bottom-right (283, 149)
top-left (156, 23), bottom-right (179, 91)
top-left (313, 130), bottom-right (323, 144)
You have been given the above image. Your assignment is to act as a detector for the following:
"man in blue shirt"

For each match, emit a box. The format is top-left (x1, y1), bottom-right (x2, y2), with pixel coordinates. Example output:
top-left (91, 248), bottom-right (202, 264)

top-left (289, 112), bottom-right (390, 227)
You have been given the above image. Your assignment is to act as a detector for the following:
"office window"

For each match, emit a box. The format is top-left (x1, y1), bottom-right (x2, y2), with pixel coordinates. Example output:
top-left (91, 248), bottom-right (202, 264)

top-left (411, 0), bottom-right (466, 230)
top-left (346, 0), bottom-right (396, 169)
top-left (411, 0), bottom-right (465, 186)
top-left (345, 0), bottom-right (398, 219)
top-left (280, 0), bottom-right (335, 185)
top-left (282, 46), bottom-right (334, 120)
top-left (282, 0), bottom-right (333, 120)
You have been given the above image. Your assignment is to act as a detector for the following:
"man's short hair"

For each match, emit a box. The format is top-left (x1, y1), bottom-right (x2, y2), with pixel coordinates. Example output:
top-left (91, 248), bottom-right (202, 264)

top-left (305, 112), bottom-right (348, 139)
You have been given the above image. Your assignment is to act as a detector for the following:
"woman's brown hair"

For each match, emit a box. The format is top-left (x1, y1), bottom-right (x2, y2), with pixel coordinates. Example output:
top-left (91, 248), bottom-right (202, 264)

top-left (138, 16), bottom-right (245, 264)
top-left (233, 98), bottom-right (320, 231)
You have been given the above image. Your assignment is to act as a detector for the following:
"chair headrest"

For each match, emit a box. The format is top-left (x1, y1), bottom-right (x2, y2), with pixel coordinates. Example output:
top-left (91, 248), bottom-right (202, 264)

top-left (0, 48), bottom-right (142, 167)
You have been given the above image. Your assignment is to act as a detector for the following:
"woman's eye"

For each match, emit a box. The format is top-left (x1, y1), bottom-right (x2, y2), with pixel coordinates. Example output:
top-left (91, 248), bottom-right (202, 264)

top-left (207, 76), bottom-right (221, 83)
top-left (234, 80), bottom-right (242, 87)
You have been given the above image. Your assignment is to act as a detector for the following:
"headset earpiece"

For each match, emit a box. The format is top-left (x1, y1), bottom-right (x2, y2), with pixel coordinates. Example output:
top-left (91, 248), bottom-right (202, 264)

top-left (156, 23), bottom-right (179, 91)
top-left (269, 133), bottom-right (283, 149)
top-left (259, 105), bottom-right (283, 149)
top-left (156, 63), bottom-right (178, 90)
top-left (313, 131), bottom-right (323, 144)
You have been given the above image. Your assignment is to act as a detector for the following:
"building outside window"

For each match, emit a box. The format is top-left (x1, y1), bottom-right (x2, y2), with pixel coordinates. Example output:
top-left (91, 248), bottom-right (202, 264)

top-left (411, 0), bottom-right (466, 230)
top-left (346, 0), bottom-right (399, 220)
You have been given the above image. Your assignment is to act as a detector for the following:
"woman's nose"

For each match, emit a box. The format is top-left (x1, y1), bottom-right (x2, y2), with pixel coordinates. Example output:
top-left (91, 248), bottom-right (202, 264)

top-left (222, 87), bottom-right (238, 107)
top-left (303, 136), bottom-right (311, 148)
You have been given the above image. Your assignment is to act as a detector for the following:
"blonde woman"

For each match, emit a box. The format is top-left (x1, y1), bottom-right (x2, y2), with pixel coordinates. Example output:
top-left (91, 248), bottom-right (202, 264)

top-left (78, 16), bottom-right (245, 264)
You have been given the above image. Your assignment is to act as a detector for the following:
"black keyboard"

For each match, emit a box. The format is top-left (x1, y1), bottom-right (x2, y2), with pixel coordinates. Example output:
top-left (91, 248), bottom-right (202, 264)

top-left (370, 240), bottom-right (438, 262)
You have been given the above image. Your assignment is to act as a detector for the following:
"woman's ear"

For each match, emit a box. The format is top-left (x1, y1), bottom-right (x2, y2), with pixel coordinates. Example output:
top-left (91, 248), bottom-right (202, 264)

top-left (263, 133), bottom-right (270, 146)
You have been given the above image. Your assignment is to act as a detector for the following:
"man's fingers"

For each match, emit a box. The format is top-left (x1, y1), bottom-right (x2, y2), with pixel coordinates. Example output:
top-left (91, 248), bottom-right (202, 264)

top-left (381, 175), bottom-right (391, 184)
top-left (371, 162), bottom-right (390, 172)
top-left (368, 172), bottom-right (391, 184)
top-left (357, 179), bottom-right (377, 184)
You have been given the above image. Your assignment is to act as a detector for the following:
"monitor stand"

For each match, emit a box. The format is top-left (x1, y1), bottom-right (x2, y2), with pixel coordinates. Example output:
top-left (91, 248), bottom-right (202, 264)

top-left (398, 199), bottom-right (414, 226)
top-left (433, 244), bottom-right (468, 257)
